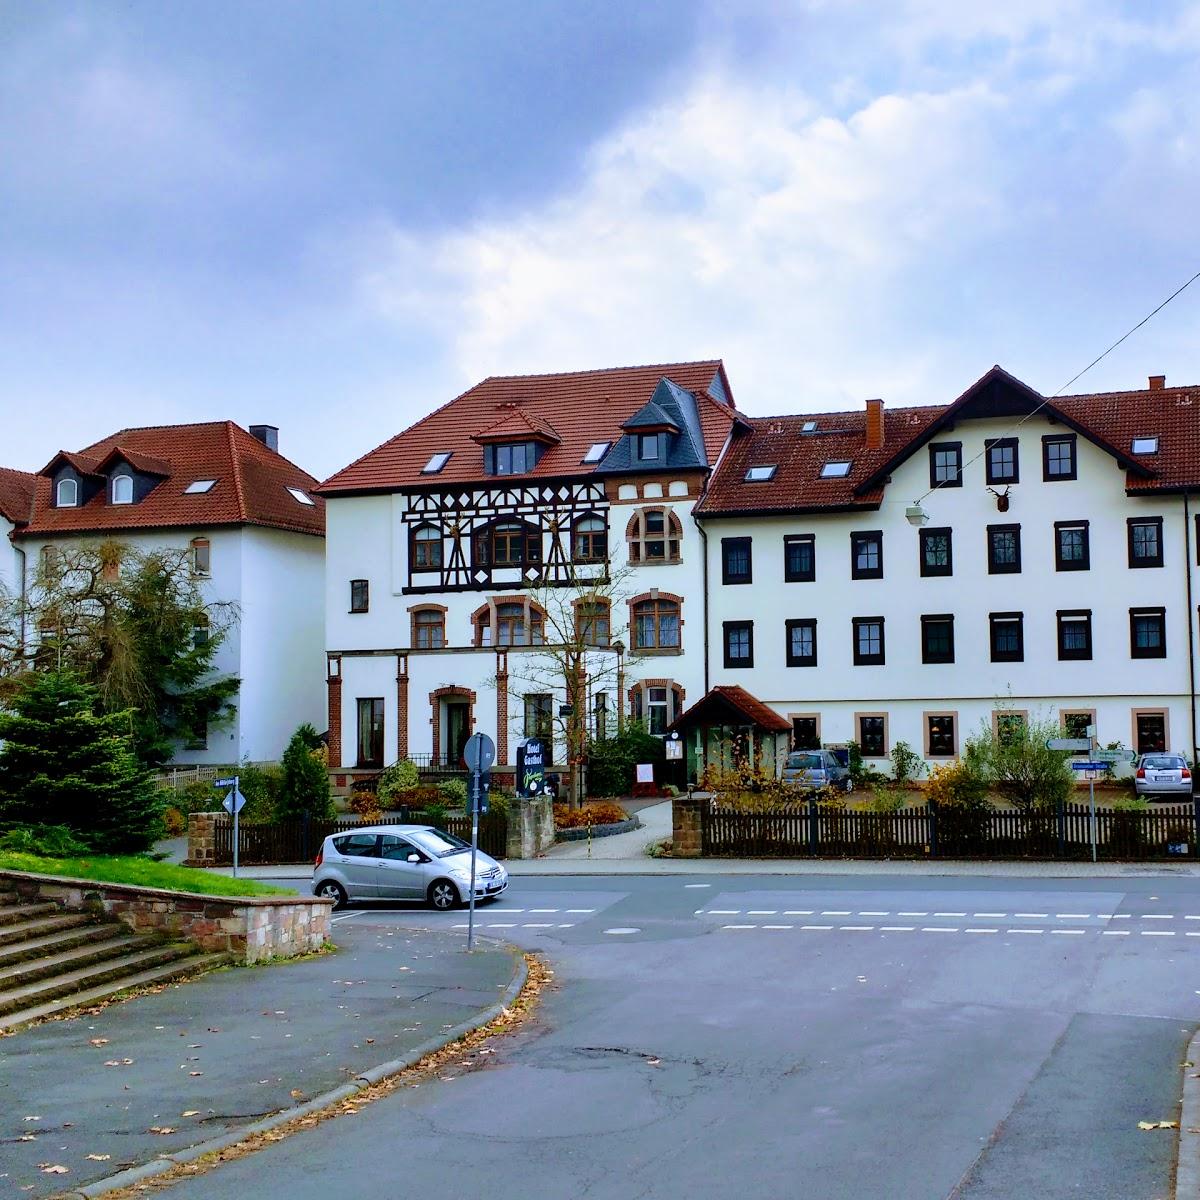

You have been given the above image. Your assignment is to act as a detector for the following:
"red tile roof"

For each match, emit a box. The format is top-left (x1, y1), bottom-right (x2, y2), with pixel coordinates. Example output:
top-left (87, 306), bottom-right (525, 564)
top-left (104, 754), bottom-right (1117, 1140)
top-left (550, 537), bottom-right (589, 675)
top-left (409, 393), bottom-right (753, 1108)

top-left (320, 360), bottom-right (736, 493)
top-left (669, 685), bottom-right (792, 734)
top-left (698, 367), bottom-right (1200, 516)
top-left (19, 422), bottom-right (324, 539)
top-left (0, 467), bottom-right (37, 527)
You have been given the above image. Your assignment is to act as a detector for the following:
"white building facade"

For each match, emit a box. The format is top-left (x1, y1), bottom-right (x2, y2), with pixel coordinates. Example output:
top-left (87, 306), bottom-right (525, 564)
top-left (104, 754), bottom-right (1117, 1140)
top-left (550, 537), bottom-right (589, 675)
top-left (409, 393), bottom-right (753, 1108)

top-left (11, 422), bottom-right (325, 765)
top-left (319, 362), bottom-right (739, 784)
top-left (696, 367), bottom-right (1200, 777)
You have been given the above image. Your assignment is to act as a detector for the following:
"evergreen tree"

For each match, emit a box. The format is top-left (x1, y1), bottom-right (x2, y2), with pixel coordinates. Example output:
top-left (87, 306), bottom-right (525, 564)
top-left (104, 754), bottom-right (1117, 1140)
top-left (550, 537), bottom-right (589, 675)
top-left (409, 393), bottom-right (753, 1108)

top-left (276, 723), bottom-right (335, 821)
top-left (0, 670), bottom-right (165, 852)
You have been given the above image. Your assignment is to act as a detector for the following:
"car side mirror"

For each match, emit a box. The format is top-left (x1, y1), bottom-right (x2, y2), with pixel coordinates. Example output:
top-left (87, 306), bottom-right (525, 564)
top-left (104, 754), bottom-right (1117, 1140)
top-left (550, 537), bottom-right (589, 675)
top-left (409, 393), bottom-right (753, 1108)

top-left (406, 853), bottom-right (422, 864)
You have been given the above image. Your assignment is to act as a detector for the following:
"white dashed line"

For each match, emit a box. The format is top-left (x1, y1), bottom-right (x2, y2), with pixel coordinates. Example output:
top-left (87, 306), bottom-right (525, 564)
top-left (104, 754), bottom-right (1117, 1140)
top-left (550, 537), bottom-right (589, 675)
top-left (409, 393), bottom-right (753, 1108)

top-left (708, 910), bottom-right (741, 915)
top-left (684, 884), bottom-right (711, 888)
top-left (1188, 932), bottom-right (1200, 938)
top-left (840, 925), bottom-right (874, 931)
top-left (1185, 915), bottom-right (1200, 920)
top-left (922, 927), bottom-right (958, 933)
top-left (763, 924), bottom-right (793, 930)
top-left (783, 910), bottom-right (814, 915)
top-left (1009, 928), bottom-right (1043, 935)
top-left (898, 912), bottom-right (928, 917)
top-left (748, 910), bottom-right (778, 915)
top-left (523, 923), bottom-right (554, 928)
top-left (1143, 914), bottom-right (1173, 920)
top-left (604, 928), bottom-right (640, 935)
top-left (802, 924), bottom-right (834, 930)
top-left (859, 911), bottom-right (889, 916)
top-left (1014, 913), bottom-right (1048, 919)
top-left (529, 908), bottom-right (559, 913)
top-left (722, 924), bottom-right (756, 930)
top-left (1051, 929), bottom-right (1085, 936)
top-left (1109, 913), bottom-right (1131, 919)
top-left (974, 912), bottom-right (1006, 918)
top-left (487, 922), bottom-right (516, 928)
top-left (557, 923), bottom-right (574, 928)
top-left (964, 928), bottom-right (998, 934)
top-left (881, 926), bottom-right (915, 932)
top-left (501, 908), bottom-right (524, 913)
top-left (1102, 930), bottom-right (1130, 936)
top-left (934, 912), bottom-right (966, 917)
top-left (822, 911), bottom-right (851, 916)
top-left (1141, 930), bottom-right (1175, 936)
top-left (566, 908), bottom-right (595, 913)
top-left (1056, 914), bottom-right (1090, 919)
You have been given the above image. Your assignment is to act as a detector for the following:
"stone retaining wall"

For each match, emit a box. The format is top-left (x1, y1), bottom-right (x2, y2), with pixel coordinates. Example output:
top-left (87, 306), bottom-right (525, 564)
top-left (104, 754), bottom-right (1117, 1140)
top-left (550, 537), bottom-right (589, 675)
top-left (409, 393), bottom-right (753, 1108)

top-left (1, 870), bottom-right (331, 963)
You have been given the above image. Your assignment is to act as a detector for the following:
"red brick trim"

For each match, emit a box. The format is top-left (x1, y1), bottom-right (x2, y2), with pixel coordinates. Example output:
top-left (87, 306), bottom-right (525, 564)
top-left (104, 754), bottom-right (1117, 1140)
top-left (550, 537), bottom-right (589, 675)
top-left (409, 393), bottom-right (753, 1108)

top-left (326, 656), bottom-right (343, 766)
top-left (428, 685), bottom-right (477, 765)
top-left (495, 651), bottom-right (509, 765)
top-left (396, 654), bottom-right (409, 761)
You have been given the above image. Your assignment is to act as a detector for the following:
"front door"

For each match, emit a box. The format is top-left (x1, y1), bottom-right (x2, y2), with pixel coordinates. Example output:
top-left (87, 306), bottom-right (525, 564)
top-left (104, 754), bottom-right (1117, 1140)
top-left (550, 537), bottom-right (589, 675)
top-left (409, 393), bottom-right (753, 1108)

top-left (445, 702), bottom-right (470, 767)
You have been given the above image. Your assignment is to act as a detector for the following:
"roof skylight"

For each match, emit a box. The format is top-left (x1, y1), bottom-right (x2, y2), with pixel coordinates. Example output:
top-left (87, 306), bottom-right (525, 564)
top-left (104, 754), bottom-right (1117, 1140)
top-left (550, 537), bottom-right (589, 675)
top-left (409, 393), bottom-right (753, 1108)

top-left (744, 465), bottom-right (777, 482)
top-left (1131, 436), bottom-right (1159, 455)
top-left (820, 460), bottom-right (851, 478)
top-left (184, 480), bottom-right (216, 494)
top-left (582, 441), bottom-right (612, 464)
top-left (286, 487), bottom-right (316, 506)
top-left (801, 421), bottom-right (818, 434)
top-left (421, 451), bottom-right (452, 474)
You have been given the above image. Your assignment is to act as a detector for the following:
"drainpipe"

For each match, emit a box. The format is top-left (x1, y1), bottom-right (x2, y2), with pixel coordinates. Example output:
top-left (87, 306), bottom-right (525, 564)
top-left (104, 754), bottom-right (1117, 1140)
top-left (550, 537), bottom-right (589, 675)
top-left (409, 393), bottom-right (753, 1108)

top-left (14, 544), bottom-right (27, 658)
top-left (1185, 493), bottom-right (1198, 767)
top-left (693, 515), bottom-right (710, 695)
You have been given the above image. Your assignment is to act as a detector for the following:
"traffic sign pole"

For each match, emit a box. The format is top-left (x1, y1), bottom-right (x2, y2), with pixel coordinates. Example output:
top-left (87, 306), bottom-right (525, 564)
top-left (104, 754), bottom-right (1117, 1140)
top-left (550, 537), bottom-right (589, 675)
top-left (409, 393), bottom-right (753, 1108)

top-left (232, 774), bottom-right (240, 877)
top-left (461, 732), bottom-right (495, 953)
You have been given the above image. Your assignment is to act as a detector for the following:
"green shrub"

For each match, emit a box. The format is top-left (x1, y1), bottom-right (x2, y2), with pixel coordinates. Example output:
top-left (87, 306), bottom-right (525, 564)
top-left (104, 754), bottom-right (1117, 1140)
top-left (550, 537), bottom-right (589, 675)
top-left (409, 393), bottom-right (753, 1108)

top-left (486, 789), bottom-right (512, 816)
top-left (378, 760), bottom-right (419, 804)
top-left (177, 779), bottom-right (222, 814)
top-left (162, 806), bottom-right (187, 836)
top-left (0, 824), bottom-right (93, 857)
top-left (237, 763), bottom-right (283, 822)
top-left (867, 782), bottom-right (907, 813)
top-left (586, 722), bottom-right (664, 797)
top-left (437, 778), bottom-right (469, 807)
top-left (969, 714), bottom-right (1072, 814)
top-left (275, 724), bottom-right (335, 821)
top-left (891, 741), bottom-right (926, 783)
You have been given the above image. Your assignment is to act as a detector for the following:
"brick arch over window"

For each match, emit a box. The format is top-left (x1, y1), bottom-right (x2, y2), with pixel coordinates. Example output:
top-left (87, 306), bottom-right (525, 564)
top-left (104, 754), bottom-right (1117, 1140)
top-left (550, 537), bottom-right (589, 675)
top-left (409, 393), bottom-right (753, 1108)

top-left (471, 596), bottom-right (547, 647)
top-left (429, 685), bottom-right (476, 767)
top-left (628, 591), bottom-right (684, 652)
top-left (408, 603), bottom-right (447, 649)
top-left (572, 594), bottom-right (612, 647)
top-left (628, 679), bottom-right (684, 736)
top-left (626, 507), bottom-right (682, 563)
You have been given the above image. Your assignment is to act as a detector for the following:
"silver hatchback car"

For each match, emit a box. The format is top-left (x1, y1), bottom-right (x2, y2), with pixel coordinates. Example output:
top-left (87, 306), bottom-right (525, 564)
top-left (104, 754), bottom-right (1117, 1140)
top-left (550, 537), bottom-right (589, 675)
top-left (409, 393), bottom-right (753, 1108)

top-left (312, 825), bottom-right (508, 910)
top-left (1134, 754), bottom-right (1193, 799)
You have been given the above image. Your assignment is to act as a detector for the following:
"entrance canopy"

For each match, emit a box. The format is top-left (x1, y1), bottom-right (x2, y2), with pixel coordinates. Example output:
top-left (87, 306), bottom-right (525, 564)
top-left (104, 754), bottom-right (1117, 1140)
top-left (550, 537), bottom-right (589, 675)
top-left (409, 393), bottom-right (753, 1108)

top-left (668, 685), bottom-right (791, 784)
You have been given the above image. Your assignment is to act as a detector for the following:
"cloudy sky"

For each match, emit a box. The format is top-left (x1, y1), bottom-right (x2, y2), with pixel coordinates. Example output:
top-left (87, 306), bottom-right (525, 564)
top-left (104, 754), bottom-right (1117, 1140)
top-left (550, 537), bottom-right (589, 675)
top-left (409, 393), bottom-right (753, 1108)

top-left (3, 1), bottom-right (1199, 480)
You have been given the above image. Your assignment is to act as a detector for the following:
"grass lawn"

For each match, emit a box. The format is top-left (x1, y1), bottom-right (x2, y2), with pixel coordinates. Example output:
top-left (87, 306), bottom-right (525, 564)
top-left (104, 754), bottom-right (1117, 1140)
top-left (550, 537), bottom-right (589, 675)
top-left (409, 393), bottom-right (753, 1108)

top-left (0, 852), bottom-right (293, 897)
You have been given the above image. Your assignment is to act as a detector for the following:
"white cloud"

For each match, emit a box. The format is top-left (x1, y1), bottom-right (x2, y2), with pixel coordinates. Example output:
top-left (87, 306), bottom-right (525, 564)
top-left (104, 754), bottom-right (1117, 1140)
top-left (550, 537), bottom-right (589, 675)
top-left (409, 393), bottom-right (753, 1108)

top-left (358, 72), bottom-right (1011, 413)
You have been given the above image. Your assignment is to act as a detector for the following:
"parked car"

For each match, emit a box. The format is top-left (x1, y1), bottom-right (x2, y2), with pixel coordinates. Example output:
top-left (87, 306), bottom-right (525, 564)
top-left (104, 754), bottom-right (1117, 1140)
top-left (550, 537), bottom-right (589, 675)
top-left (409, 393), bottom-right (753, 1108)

top-left (781, 749), bottom-right (853, 793)
top-left (1133, 754), bottom-right (1193, 799)
top-left (312, 825), bottom-right (508, 909)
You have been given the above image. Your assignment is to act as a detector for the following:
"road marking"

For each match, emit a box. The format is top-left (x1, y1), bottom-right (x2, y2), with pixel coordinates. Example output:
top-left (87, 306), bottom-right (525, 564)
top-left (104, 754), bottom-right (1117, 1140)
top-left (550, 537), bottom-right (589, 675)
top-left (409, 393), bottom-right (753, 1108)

top-left (708, 910), bottom-right (741, 915)
top-left (1102, 930), bottom-right (1130, 936)
top-left (557, 923), bottom-right (574, 928)
top-left (529, 908), bottom-right (559, 913)
top-left (859, 910), bottom-right (889, 916)
top-left (604, 927), bottom-right (641, 935)
top-left (880, 925), bottom-right (915, 931)
top-left (523, 923), bottom-right (554, 928)
top-left (1014, 913), bottom-right (1048, 918)
top-left (1051, 929), bottom-right (1085, 936)
top-left (1141, 930), bottom-right (1175, 936)
top-left (974, 912), bottom-right (1006, 918)
top-left (822, 910), bottom-right (851, 916)
top-left (501, 908), bottom-right (524, 913)
top-left (922, 927), bottom-right (958, 933)
top-left (964, 928), bottom-right (998, 934)
top-left (566, 908), bottom-right (595, 913)
top-left (783, 910), bottom-right (814, 915)
top-left (1142, 914), bottom-right (1173, 920)
top-left (1185, 915), bottom-right (1200, 920)
top-left (1056, 914), bottom-right (1090, 919)
top-left (684, 884), bottom-right (711, 888)
top-left (934, 912), bottom-right (966, 917)
top-left (748, 910), bottom-right (778, 915)
top-left (802, 924), bottom-right (834, 930)
top-left (722, 924), bottom-right (756, 930)
top-left (1008, 928), bottom-right (1043, 935)
top-left (1110, 913), bottom-right (1131, 919)
top-left (840, 925), bottom-right (874, 931)
top-left (1188, 932), bottom-right (1200, 938)
top-left (487, 922), bottom-right (516, 928)
top-left (330, 914), bottom-right (354, 923)
top-left (898, 911), bottom-right (928, 917)
top-left (763, 924), bottom-right (793, 930)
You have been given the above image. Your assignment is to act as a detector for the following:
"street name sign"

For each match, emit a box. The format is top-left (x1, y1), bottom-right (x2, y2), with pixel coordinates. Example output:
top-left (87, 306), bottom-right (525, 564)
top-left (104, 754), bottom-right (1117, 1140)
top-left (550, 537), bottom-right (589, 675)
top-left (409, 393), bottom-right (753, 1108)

top-left (1093, 749), bottom-right (1136, 763)
top-left (1070, 761), bottom-right (1106, 771)
top-left (1046, 738), bottom-right (1091, 752)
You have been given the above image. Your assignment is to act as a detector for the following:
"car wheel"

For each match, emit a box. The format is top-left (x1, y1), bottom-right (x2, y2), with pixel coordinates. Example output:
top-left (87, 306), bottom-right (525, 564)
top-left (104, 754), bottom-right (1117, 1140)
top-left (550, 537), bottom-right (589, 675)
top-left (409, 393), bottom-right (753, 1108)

top-left (315, 879), bottom-right (348, 909)
top-left (428, 879), bottom-right (461, 911)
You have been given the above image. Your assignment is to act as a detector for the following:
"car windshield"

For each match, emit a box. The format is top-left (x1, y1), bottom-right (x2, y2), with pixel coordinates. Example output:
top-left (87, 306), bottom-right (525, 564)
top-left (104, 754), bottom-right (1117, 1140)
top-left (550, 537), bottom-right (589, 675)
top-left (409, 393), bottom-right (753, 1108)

top-left (787, 753), bottom-right (823, 770)
top-left (1143, 756), bottom-right (1185, 770)
top-left (408, 828), bottom-right (471, 857)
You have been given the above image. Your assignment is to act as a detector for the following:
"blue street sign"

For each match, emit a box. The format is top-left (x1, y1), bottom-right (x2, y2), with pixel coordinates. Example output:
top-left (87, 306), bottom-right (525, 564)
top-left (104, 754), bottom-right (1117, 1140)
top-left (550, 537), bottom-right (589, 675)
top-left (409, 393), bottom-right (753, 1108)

top-left (1070, 761), bottom-right (1106, 771)
top-left (214, 776), bottom-right (237, 788)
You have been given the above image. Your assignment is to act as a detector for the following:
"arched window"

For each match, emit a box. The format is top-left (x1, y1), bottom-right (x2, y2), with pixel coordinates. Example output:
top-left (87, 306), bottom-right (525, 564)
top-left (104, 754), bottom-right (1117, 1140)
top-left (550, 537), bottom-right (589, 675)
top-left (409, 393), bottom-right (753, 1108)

top-left (473, 520), bottom-right (541, 569)
top-left (572, 514), bottom-right (607, 563)
top-left (411, 607), bottom-right (446, 649)
top-left (626, 508), bottom-right (681, 563)
top-left (632, 598), bottom-right (680, 650)
top-left (576, 599), bottom-right (611, 647)
top-left (190, 537), bottom-right (211, 577)
top-left (411, 524), bottom-right (442, 570)
top-left (56, 478), bottom-right (78, 508)
top-left (474, 599), bottom-right (545, 647)
top-left (111, 474), bottom-right (133, 505)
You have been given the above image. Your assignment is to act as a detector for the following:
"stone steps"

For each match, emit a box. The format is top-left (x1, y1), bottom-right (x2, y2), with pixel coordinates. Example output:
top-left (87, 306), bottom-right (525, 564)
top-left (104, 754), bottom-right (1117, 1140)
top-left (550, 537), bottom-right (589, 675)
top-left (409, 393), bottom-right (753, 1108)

top-left (0, 911), bottom-right (95, 948)
top-left (0, 928), bottom-right (163, 989)
top-left (0, 901), bottom-right (60, 927)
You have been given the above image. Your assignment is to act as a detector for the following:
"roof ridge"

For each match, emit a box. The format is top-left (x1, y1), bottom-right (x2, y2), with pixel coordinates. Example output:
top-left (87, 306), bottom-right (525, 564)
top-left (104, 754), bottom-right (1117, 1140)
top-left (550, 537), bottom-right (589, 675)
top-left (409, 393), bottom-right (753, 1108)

top-left (225, 421), bottom-right (249, 521)
top-left (476, 357), bottom-right (723, 384)
top-left (77, 420), bottom-right (235, 454)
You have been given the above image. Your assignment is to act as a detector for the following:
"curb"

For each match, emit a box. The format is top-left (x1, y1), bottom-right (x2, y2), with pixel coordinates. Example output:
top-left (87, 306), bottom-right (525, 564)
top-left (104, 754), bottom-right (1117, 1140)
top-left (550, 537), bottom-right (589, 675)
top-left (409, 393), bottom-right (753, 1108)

top-left (554, 816), bottom-right (643, 842)
top-left (1178, 1027), bottom-right (1200, 1200)
top-left (63, 944), bottom-right (529, 1198)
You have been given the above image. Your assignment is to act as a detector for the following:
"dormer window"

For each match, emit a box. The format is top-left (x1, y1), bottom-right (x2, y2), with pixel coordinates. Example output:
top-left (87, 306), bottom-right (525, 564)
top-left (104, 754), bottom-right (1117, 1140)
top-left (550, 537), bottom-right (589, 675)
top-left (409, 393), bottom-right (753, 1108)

top-left (422, 452), bottom-right (452, 474)
top-left (286, 487), bottom-right (315, 506)
top-left (184, 479), bottom-right (216, 494)
top-left (111, 473), bottom-right (133, 505)
top-left (494, 443), bottom-right (534, 475)
top-left (744, 465), bottom-right (776, 482)
top-left (55, 478), bottom-right (78, 507)
top-left (820, 461), bottom-right (851, 478)
top-left (637, 433), bottom-right (660, 462)
top-left (1131, 436), bottom-right (1159, 455)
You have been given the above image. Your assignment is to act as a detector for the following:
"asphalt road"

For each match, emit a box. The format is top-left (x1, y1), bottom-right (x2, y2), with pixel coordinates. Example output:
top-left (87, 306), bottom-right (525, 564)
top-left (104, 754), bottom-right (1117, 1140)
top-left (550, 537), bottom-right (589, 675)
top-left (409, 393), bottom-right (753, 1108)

top-left (155, 873), bottom-right (1199, 1200)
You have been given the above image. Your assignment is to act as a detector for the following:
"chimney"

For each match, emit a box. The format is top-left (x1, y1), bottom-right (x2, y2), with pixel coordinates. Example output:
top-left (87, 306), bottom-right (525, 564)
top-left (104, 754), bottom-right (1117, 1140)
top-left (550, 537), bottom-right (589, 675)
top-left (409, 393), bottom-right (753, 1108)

top-left (865, 398), bottom-right (885, 450)
top-left (249, 425), bottom-right (279, 452)
top-left (1148, 375), bottom-right (1166, 391)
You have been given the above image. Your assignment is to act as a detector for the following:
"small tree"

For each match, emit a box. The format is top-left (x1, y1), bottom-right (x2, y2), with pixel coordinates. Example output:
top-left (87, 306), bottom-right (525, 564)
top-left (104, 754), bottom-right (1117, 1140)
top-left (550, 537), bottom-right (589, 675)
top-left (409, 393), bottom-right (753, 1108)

top-left (0, 670), bottom-right (164, 852)
top-left (276, 723), bottom-right (335, 821)
top-left (970, 711), bottom-right (1073, 814)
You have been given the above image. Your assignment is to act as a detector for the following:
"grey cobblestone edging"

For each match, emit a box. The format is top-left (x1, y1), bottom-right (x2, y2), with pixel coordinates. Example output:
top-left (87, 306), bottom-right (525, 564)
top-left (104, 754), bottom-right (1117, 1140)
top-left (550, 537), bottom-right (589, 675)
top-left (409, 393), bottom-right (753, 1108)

top-left (63, 943), bottom-right (528, 1199)
top-left (554, 816), bottom-right (642, 841)
top-left (1177, 1027), bottom-right (1200, 1200)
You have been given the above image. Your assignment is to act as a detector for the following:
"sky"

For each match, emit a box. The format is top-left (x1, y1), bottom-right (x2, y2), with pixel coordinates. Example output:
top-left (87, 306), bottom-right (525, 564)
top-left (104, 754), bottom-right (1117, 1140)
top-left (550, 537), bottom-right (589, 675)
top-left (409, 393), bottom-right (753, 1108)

top-left (2, 1), bottom-right (1199, 481)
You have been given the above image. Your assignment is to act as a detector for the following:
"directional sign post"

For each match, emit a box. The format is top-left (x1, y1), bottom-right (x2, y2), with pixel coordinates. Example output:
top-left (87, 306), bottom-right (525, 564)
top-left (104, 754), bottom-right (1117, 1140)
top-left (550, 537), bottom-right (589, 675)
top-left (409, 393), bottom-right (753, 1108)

top-left (1047, 738), bottom-right (1092, 752)
top-left (462, 732), bottom-right (496, 952)
top-left (215, 775), bottom-right (242, 876)
top-left (1093, 749), bottom-right (1136, 764)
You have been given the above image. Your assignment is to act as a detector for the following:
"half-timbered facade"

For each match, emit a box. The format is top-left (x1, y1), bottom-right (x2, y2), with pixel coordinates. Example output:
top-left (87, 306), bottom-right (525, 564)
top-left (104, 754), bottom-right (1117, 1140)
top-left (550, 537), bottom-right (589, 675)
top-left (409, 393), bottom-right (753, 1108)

top-left (319, 361), bottom-right (742, 777)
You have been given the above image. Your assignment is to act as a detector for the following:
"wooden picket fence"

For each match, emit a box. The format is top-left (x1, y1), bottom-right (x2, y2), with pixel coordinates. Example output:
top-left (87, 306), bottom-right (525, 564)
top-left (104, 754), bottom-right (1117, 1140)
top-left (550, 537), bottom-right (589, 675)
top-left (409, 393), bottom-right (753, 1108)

top-left (702, 799), bottom-right (1199, 860)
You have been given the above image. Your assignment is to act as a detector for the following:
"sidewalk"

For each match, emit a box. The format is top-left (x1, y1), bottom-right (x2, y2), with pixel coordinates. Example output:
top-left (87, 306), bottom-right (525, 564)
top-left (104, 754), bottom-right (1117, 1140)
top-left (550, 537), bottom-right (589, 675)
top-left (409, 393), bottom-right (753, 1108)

top-left (0, 925), bottom-right (523, 1198)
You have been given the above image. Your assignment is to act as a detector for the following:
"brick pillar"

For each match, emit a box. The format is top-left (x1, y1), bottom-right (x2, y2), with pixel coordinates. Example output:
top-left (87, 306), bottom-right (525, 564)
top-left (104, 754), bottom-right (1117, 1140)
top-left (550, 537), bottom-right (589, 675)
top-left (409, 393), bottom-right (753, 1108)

top-left (496, 651), bottom-right (509, 765)
top-left (616, 653), bottom-right (626, 731)
top-left (326, 656), bottom-right (343, 767)
top-left (185, 811), bottom-right (220, 866)
top-left (672, 792), bottom-right (703, 857)
top-left (396, 654), bottom-right (409, 761)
